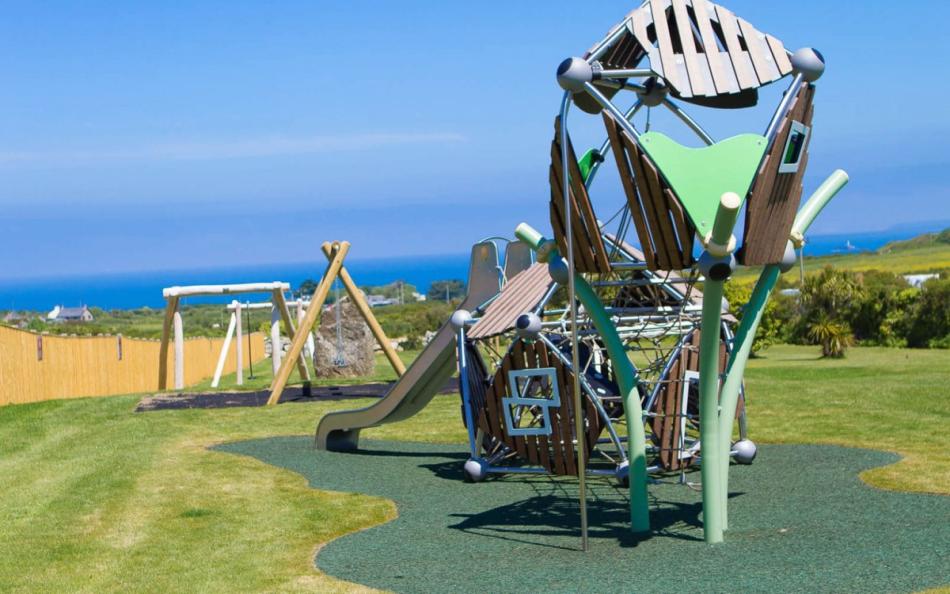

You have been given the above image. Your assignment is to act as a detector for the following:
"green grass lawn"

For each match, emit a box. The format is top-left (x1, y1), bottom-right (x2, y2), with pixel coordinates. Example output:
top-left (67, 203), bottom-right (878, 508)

top-left (0, 345), bottom-right (946, 592)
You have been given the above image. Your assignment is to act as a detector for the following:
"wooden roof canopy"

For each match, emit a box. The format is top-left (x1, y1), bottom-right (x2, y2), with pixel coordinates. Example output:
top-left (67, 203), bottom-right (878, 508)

top-left (586, 0), bottom-right (793, 104)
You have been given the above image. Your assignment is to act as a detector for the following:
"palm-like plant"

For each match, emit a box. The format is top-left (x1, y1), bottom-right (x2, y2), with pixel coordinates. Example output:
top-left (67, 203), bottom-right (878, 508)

top-left (807, 316), bottom-right (853, 358)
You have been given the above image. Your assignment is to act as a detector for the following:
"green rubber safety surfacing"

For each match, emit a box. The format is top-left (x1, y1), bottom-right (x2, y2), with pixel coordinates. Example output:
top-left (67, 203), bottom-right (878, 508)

top-left (639, 132), bottom-right (767, 237)
top-left (216, 439), bottom-right (949, 593)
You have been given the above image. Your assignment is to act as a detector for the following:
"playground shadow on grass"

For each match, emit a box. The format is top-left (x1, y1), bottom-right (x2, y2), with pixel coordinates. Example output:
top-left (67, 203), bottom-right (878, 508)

top-left (215, 437), bottom-right (950, 594)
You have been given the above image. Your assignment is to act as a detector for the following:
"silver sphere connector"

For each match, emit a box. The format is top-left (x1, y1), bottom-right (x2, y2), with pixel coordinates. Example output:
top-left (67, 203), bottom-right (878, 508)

top-left (778, 240), bottom-right (798, 273)
top-left (699, 251), bottom-right (736, 282)
top-left (790, 47), bottom-right (825, 82)
top-left (732, 439), bottom-right (758, 464)
top-left (463, 458), bottom-right (489, 482)
top-left (449, 309), bottom-right (473, 332)
top-left (515, 312), bottom-right (542, 341)
top-left (640, 76), bottom-right (668, 107)
top-left (556, 57), bottom-right (594, 92)
top-left (615, 460), bottom-right (630, 488)
top-left (547, 257), bottom-right (570, 285)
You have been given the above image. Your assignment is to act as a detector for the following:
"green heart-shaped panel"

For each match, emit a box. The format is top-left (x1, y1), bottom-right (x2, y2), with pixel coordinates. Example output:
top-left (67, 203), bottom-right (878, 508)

top-left (639, 132), bottom-right (767, 237)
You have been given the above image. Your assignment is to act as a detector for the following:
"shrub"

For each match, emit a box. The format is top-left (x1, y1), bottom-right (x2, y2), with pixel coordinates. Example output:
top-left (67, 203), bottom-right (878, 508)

top-left (905, 277), bottom-right (950, 348)
top-left (806, 314), bottom-right (853, 358)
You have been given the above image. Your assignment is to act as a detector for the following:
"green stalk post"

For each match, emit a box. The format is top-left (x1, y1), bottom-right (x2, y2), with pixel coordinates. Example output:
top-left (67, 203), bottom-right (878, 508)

top-left (515, 223), bottom-right (650, 533)
top-left (716, 169), bottom-right (849, 530)
top-left (698, 192), bottom-right (742, 544)
top-left (717, 264), bottom-right (780, 530)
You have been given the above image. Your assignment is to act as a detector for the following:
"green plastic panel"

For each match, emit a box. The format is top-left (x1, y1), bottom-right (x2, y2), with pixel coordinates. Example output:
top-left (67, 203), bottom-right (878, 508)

top-left (639, 132), bottom-right (767, 237)
top-left (577, 148), bottom-right (599, 183)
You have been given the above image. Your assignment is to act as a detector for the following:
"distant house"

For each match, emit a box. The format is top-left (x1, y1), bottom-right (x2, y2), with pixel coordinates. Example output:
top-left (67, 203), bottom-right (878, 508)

top-left (48, 305), bottom-right (94, 323)
top-left (366, 294), bottom-right (397, 308)
top-left (903, 273), bottom-right (939, 289)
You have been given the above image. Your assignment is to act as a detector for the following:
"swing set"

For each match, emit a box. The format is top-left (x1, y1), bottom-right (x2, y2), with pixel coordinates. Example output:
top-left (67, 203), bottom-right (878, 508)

top-left (157, 241), bottom-right (403, 401)
top-left (266, 241), bottom-right (405, 405)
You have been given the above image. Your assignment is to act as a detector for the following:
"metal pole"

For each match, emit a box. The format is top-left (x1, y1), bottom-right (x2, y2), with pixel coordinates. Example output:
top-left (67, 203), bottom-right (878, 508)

top-left (559, 92), bottom-right (589, 552)
top-left (660, 98), bottom-right (715, 146)
top-left (764, 74), bottom-right (805, 146)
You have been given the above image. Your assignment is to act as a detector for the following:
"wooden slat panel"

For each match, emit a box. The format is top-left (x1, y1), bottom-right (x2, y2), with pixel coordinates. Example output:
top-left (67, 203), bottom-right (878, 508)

top-left (742, 84), bottom-right (815, 264)
top-left (714, 5), bottom-right (758, 89)
top-left (566, 134), bottom-right (612, 272)
top-left (665, 187), bottom-right (695, 265)
top-left (602, 113), bottom-right (660, 270)
top-left (656, 357), bottom-right (680, 469)
top-left (691, 0), bottom-right (738, 94)
top-left (550, 167), bottom-right (590, 270)
top-left (468, 264), bottom-right (552, 339)
top-left (483, 359), bottom-right (509, 447)
top-left (672, 0), bottom-right (706, 96)
top-left (669, 356), bottom-right (685, 471)
top-left (631, 145), bottom-right (678, 269)
top-left (550, 121), bottom-right (600, 273)
top-left (766, 34), bottom-right (792, 75)
top-left (534, 342), bottom-right (555, 472)
top-left (535, 343), bottom-right (564, 474)
top-left (737, 17), bottom-right (780, 85)
top-left (630, 8), bottom-right (665, 80)
top-left (553, 351), bottom-right (578, 476)
top-left (511, 340), bottom-right (534, 463)
top-left (508, 341), bottom-right (529, 461)
top-left (550, 141), bottom-right (597, 273)
top-left (623, 137), bottom-right (673, 269)
top-left (602, 29), bottom-right (646, 70)
top-left (650, 0), bottom-right (688, 96)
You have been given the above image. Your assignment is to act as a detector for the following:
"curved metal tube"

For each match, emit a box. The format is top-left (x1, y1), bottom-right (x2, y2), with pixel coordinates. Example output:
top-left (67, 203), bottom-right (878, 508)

top-left (660, 98), bottom-right (715, 146)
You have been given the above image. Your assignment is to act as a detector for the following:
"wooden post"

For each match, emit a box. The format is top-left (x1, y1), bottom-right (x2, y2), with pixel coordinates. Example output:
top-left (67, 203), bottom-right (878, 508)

top-left (157, 295), bottom-right (179, 390)
top-left (268, 241), bottom-right (350, 405)
top-left (173, 308), bottom-right (185, 390)
top-left (211, 308), bottom-right (238, 388)
top-left (272, 290), bottom-right (311, 381)
top-left (296, 299), bottom-right (315, 359)
top-left (270, 305), bottom-right (282, 376)
top-left (235, 300), bottom-right (244, 386)
top-left (320, 241), bottom-right (406, 376)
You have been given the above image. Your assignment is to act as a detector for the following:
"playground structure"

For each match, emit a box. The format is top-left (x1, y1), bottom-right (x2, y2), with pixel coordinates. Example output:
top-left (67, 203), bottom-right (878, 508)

top-left (210, 298), bottom-right (314, 388)
top-left (316, 0), bottom-right (849, 549)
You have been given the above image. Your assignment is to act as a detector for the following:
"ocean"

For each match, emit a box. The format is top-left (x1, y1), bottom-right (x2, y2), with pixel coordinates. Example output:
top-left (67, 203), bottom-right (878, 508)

top-left (0, 226), bottom-right (940, 312)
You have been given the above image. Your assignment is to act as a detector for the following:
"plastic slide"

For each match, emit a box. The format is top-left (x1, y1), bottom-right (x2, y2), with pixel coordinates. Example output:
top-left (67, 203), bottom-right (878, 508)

top-left (315, 241), bottom-right (504, 451)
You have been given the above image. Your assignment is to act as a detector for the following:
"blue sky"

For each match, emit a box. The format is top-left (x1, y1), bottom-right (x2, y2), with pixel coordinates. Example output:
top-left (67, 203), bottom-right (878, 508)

top-left (1, 0), bottom-right (947, 278)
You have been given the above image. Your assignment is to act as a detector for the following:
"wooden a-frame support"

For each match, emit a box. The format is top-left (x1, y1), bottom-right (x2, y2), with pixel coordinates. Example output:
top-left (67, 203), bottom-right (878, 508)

top-left (266, 241), bottom-right (406, 406)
